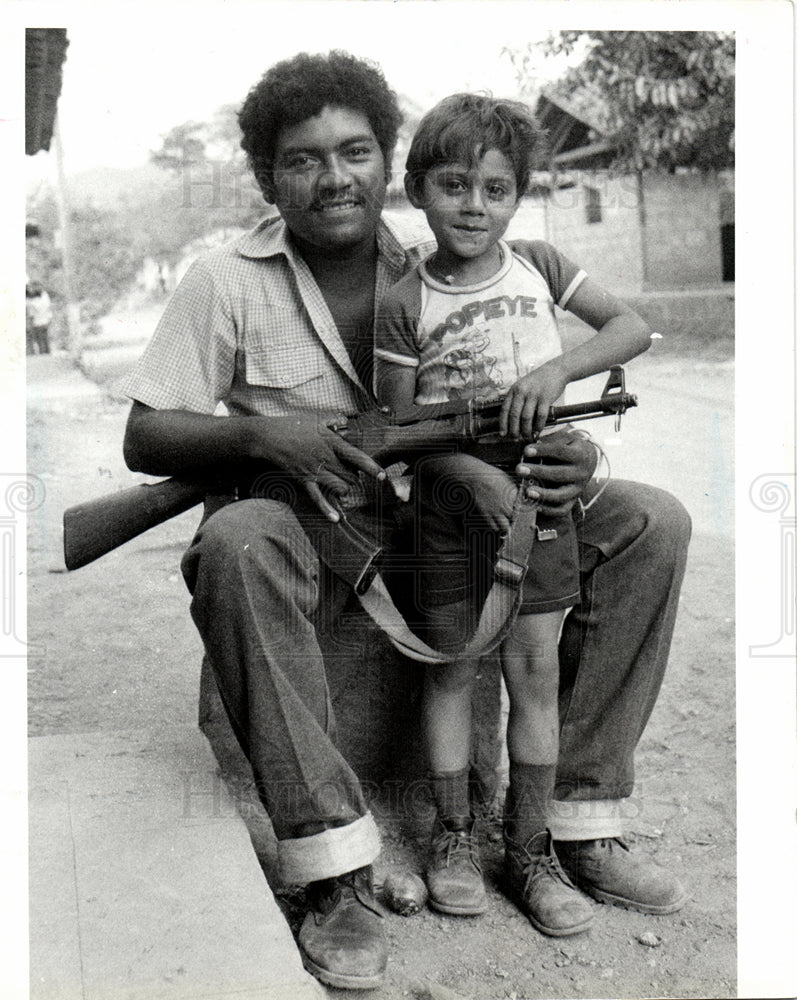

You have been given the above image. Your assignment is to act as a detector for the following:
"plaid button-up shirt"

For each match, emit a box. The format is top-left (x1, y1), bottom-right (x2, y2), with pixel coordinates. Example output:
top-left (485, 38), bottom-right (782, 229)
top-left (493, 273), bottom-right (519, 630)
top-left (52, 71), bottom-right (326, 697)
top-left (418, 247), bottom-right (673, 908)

top-left (122, 212), bottom-right (436, 419)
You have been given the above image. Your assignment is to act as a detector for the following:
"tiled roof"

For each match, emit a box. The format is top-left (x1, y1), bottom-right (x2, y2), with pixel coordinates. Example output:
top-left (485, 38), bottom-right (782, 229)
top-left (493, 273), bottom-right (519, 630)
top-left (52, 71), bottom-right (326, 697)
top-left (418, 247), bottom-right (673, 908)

top-left (538, 84), bottom-right (613, 136)
top-left (25, 28), bottom-right (69, 155)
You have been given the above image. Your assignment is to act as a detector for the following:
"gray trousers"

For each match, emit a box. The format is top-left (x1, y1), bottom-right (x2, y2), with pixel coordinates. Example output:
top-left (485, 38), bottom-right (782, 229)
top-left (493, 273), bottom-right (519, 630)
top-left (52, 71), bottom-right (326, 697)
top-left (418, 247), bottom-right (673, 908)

top-left (181, 479), bottom-right (691, 882)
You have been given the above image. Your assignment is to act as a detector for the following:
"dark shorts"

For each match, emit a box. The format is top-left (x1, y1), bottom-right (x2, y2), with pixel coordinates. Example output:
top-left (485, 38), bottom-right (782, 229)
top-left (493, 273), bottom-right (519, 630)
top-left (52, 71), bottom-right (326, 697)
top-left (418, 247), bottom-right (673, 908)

top-left (410, 464), bottom-right (580, 615)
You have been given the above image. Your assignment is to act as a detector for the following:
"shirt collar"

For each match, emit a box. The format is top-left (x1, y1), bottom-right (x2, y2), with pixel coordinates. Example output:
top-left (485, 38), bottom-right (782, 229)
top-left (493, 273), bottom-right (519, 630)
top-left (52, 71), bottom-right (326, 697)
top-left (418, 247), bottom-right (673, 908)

top-left (236, 212), bottom-right (410, 271)
top-left (375, 213), bottom-right (415, 271)
top-left (236, 214), bottom-right (296, 261)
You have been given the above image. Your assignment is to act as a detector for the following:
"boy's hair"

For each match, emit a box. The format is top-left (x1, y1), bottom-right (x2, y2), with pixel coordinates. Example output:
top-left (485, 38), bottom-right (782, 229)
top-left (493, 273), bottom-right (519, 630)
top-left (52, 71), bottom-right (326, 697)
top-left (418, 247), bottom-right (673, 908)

top-left (239, 50), bottom-right (402, 198)
top-left (405, 93), bottom-right (540, 202)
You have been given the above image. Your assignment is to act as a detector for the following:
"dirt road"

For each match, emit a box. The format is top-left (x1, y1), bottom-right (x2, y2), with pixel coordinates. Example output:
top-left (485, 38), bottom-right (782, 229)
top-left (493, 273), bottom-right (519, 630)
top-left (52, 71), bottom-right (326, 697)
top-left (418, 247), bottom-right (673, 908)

top-left (27, 342), bottom-right (735, 999)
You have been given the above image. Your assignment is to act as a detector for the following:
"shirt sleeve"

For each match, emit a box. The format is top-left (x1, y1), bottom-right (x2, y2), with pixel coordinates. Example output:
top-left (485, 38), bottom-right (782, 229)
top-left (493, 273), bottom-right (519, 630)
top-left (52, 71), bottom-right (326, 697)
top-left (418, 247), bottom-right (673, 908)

top-left (373, 274), bottom-right (423, 368)
top-left (508, 240), bottom-right (587, 309)
top-left (120, 256), bottom-right (237, 413)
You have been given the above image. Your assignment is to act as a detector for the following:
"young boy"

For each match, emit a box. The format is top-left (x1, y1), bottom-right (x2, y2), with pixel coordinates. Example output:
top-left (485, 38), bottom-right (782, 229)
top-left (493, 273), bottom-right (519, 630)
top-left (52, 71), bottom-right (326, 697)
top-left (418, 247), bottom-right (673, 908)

top-left (374, 93), bottom-right (653, 937)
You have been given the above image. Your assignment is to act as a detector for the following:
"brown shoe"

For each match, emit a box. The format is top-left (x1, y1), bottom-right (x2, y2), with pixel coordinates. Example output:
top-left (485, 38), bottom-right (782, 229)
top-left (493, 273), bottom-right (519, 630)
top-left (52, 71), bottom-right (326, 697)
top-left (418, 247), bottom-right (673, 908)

top-left (504, 830), bottom-right (594, 937)
top-left (555, 837), bottom-right (689, 915)
top-left (426, 818), bottom-right (488, 916)
top-left (298, 867), bottom-right (387, 990)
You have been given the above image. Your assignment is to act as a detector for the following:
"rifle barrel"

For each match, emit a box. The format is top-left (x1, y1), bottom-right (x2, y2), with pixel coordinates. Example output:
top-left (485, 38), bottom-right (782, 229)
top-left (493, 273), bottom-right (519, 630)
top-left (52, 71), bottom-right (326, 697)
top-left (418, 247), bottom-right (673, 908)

top-left (548, 394), bottom-right (637, 422)
top-left (394, 390), bottom-right (637, 435)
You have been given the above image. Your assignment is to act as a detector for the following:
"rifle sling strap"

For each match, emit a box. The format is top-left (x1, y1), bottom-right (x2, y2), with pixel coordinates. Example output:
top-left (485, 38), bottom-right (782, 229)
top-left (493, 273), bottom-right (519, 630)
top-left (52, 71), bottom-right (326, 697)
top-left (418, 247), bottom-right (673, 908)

top-left (241, 477), bottom-right (536, 663)
top-left (354, 493), bottom-right (538, 665)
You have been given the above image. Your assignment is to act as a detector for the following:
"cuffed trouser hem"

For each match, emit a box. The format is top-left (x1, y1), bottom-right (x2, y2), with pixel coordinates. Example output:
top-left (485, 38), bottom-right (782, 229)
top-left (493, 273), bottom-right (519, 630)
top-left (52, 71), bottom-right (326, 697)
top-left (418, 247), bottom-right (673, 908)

top-left (278, 812), bottom-right (381, 885)
top-left (548, 799), bottom-right (627, 841)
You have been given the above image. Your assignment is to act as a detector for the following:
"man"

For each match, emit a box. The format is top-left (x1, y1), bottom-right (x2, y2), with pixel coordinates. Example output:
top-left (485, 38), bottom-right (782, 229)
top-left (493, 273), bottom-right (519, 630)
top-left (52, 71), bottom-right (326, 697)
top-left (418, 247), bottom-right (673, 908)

top-left (122, 51), bottom-right (691, 991)
top-left (26, 282), bottom-right (52, 354)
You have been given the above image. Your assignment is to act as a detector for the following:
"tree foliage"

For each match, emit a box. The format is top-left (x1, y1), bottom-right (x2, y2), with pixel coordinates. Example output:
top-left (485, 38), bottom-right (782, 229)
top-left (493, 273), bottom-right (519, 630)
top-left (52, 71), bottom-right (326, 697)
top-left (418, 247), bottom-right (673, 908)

top-left (26, 105), bottom-right (264, 334)
top-left (148, 102), bottom-right (267, 246)
top-left (71, 205), bottom-right (142, 321)
top-left (150, 121), bottom-right (209, 172)
top-left (150, 103), bottom-right (247, 174)
top-left (26, 191), bottom-right (142, 328)
top-left (510, 31), bottom-right (735, 171)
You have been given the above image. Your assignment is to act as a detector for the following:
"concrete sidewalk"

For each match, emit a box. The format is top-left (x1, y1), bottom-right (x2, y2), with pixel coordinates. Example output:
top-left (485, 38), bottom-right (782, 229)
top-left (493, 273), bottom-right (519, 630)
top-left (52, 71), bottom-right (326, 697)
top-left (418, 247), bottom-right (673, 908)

top-left (27, 351), bottom-right (104, 408)
top-left (27, 356), bottom-right (325, 1000)
top-left (29, 726), bottom-right (325, 1000)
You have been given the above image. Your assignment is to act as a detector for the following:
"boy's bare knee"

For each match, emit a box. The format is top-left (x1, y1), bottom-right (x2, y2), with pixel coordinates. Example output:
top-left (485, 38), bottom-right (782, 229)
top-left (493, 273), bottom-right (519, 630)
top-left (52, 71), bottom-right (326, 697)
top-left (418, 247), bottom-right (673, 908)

top-left (426, 658), bottom-right (481, 693)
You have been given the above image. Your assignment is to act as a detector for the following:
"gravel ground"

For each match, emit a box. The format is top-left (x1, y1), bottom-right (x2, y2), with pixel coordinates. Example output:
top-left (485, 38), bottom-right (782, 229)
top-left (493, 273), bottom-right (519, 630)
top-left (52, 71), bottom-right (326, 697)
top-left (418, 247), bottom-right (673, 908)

top-left (27, 332), bottom-right (736, 999)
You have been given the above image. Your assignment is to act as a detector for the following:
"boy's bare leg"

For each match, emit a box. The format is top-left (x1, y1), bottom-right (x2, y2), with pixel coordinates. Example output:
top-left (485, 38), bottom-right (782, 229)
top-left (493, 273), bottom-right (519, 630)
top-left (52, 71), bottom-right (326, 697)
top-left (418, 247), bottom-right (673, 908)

top-left (501, 612), bottom-right (594, 936)
top-left (422, 600), bottom-right (487, 915)
top-left (503, 611), bottom-right (562, 766)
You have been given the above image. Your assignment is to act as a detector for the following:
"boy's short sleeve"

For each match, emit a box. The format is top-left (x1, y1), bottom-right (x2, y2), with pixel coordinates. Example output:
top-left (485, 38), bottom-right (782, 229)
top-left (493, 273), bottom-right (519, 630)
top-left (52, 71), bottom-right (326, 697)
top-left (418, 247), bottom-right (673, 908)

top-left (374, 272), bottom-right (424, 368)
top-left (121, 257), bottom-right (237, 413)
top-left (509, 240), bottom-right (587, 309)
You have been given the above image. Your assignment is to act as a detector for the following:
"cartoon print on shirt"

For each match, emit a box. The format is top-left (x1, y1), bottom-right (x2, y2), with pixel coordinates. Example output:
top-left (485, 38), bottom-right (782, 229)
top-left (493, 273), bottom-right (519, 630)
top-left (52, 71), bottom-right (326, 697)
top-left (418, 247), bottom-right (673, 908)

top-left (442, 329), bottom-right (504, 400)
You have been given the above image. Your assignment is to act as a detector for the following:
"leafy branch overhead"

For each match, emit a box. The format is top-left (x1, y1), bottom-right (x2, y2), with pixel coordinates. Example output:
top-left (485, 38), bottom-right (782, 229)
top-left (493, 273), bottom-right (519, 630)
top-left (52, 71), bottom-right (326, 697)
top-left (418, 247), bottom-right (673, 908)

top-left (150, 104), bottom-right (249, 174)
top-left (509, 31), bottom-right (735, 172)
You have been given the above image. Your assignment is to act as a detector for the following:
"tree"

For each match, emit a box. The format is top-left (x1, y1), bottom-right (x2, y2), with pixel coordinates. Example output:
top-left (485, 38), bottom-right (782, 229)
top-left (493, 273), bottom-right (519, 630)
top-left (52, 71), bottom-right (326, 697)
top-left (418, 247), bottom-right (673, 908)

top-left (149, 121), bottom-right (209, 173)
top-left (26, 189), bottom-right (142, 328)
top-left (68, 204), bottom-right (141, 323)
top-left (150, 103), bottom-right (247, 174)
top-left (149, 103), bottom-right (264, 243)
top-left (508, 31), bottom-right (735, 172)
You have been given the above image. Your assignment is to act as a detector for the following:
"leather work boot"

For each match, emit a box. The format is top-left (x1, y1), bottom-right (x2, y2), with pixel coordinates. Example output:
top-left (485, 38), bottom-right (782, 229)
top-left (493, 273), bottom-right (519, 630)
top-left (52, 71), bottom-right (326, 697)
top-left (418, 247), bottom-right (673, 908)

top-left (298, 866), bottom-right (387, 990)
top-left (504, 830), bottom-right (594, 937)
top-left (555, 837), bottom-right (689, 915)
top-left (426, 818), bottom-right (488, 915)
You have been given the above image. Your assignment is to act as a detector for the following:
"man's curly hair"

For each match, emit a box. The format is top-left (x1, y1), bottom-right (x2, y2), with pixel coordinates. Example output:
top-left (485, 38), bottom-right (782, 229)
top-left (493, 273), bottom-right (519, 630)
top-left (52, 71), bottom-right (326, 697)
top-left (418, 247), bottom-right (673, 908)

top-left (239, 50), bottom-right (402, 198)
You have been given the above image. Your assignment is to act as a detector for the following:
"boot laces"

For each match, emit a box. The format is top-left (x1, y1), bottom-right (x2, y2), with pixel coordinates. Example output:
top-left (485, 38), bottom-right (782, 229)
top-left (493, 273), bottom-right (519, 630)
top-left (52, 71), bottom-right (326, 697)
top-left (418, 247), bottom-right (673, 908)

top-left (434, 827), bottom-right (481, 872)
top-left (338, 866), bottom-right (370, 890)
top-left (311, 867), bottom-right (372, 911)
top-left (514, 835), bottom-right (577, 893)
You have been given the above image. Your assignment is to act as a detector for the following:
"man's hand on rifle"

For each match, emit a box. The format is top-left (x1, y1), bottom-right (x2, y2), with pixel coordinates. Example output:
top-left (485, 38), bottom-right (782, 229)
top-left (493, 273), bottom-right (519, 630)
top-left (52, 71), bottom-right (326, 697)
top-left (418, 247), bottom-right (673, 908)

top-left (260, 415), bottom-right (386, 522)
top-left (515, 429), bottom-right (599, 516)
top-left (124, 403), bottom-right (385, 524)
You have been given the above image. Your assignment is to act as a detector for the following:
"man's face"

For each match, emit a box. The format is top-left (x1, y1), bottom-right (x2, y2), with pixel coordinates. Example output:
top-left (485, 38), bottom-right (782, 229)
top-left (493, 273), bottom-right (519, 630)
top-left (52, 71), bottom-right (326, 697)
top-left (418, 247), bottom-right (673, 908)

top-left (270, 105), bottom-right (387, 253)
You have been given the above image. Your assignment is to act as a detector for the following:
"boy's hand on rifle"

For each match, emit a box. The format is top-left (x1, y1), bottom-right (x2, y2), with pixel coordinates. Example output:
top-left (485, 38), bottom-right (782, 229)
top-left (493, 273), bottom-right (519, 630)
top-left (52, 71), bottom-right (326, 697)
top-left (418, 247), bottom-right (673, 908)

top-left (499, 359), bottom-right (568, 441)
top-left (515, 430), bottom-right (598, 516)
top-left (260, 415), bottom-right (385, 522)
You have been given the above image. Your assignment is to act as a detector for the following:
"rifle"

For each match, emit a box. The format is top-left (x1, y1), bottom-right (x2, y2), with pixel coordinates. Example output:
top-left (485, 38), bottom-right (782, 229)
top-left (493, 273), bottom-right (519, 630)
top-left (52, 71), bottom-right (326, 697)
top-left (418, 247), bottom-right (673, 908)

top-left (63, 367), bottom-right (636, 571)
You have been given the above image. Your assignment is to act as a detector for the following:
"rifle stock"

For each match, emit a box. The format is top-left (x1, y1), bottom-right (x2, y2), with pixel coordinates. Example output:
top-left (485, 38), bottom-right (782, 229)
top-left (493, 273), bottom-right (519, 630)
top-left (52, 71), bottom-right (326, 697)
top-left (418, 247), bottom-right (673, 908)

top-left (63, 367), bottom-right (636, 570)
top-left (63, 478), bottom-right (205, 570)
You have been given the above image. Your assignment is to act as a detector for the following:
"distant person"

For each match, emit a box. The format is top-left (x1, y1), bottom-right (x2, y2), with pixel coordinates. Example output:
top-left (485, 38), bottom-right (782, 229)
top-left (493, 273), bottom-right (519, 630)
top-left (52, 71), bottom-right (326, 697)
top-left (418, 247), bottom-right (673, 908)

top-left (121, 51), bottom-right (691, 991)
top-left (375, 93), bottom-right (660, 935)
top-left (26, 282), bottom-right (53, 355)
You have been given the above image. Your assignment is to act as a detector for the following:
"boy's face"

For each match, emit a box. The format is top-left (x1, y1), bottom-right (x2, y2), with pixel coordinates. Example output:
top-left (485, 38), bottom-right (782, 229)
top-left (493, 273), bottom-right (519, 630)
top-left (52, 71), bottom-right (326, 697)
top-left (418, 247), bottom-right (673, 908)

top-left (270, 105), bottom-right (387, 254)
top-left (410, 149), bottom-right (519, 261)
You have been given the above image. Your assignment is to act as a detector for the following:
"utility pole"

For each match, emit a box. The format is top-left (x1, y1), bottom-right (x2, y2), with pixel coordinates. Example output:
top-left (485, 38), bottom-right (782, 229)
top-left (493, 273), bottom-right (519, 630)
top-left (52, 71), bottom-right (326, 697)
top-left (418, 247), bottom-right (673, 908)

top-left (52, 112), bottom-right (81, 358)
top-left (635, 170), bottom-right (650, 292)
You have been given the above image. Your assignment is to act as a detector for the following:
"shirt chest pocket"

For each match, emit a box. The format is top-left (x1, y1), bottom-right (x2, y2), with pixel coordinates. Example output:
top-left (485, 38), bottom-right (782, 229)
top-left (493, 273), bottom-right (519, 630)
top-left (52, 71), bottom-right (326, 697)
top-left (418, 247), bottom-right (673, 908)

top-left (244, 345), bottom-right (325, 389)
